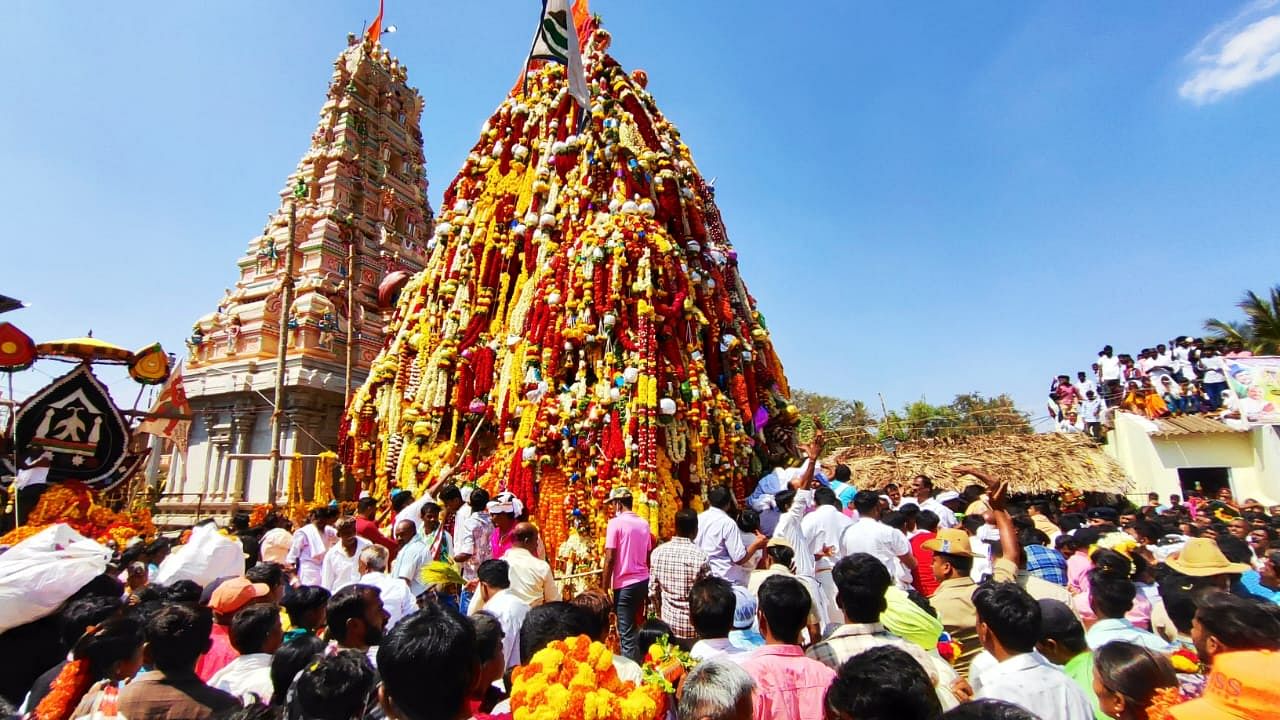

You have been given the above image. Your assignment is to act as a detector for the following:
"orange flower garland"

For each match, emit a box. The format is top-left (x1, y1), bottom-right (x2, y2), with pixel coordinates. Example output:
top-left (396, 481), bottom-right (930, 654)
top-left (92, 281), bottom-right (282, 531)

top-left (0, 482), bottom-right (156, 547)
top-left (32, 659), bottom-right (91, 720)
top-left (1146, 686), bottom-right (1184, 720)
top-left (248, 504), bottom-right (273, 528)
top-left (511, 635), bottom-right (663, 720)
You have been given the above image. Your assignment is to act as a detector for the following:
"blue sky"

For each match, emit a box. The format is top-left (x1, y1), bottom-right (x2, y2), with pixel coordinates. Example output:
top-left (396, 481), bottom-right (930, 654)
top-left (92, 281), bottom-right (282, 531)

top-left (3, 1), bottom-right (1280, 429)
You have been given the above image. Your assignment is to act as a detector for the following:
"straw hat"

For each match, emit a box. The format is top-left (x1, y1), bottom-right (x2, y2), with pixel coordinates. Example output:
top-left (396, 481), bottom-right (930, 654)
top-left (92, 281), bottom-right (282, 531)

top-left (921, 528), bottom-right (976, 557)
top-left (766, 536), bottom-right (794, 551)
top-left (1165, 538), bottom-right (1251, 577)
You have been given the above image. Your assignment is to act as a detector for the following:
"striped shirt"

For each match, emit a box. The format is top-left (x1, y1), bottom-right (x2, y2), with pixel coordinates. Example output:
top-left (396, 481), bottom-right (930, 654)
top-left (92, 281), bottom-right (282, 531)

top-left (649, 537), bottom-right (711, 639)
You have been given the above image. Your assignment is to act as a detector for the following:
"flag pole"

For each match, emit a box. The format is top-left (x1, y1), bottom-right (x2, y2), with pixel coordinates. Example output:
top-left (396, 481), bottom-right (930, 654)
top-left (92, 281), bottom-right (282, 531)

top-left (7, 370), bottom-right (17, 528)
top-left (344, 238), bottom-right (356, 408)
top-left (521, 0), bottom-right (551, 99)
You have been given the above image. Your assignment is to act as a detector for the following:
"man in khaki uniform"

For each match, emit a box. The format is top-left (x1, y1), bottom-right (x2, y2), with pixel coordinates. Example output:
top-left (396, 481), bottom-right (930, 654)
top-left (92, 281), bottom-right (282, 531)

top-left (924, 468), bottom-right (1018, 677)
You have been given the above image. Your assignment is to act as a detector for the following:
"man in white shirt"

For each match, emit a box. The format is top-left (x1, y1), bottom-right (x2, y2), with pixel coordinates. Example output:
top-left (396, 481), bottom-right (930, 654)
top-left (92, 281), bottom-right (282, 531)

top-left (972, 581), bottom-right (1093, 720)
top-left (1074, 371), bottom-right (1096, 400)
top-left (1079, 391), bottom-right (1104, 440)
top-left (1056, 412), bottom-right (1084, 434)
top-left (392, 469), bottom-right (464, 533)
top-left (1172, 337), bottom-right (1196, 383)
top-left (321, 517), bottom-right (371, 591)
top-left (840, 491), bottom-right (917, 591)
top-left (1098, 345), bottom-right (1122, 405)
top-left (1082, 570), bottom-right (1173, 652)
top-left (494, 522), bottom-right (558, 609)
top-left (287, 506), bottom-right (339, 586)
top-left (908, 475), bottom-right (958, 529)
top-left (802, 487), bottom-right (853, 631)
top-left (746, 539), bottom-right (822, 643)
top-left (1152, 344), bottom-right (1174, 376)
top-left (471, 558), bottom-right (530, 668)
top-left (696, 486), bottom-right (768, 585)
top-left (353, 545), bottom-right (417, 629)
top-left (1198, 347), bottom-right (1230, 409)
top-left (688, 576), bottom-right (753, 662)
top-left (391, 519), bottom-right (431, 599)
top-left (208, 604), bottom-right (282, 704)
top-left (453, 488), bottom-right (493, 613)
top-left (771, 443), bottom-right (826, 628)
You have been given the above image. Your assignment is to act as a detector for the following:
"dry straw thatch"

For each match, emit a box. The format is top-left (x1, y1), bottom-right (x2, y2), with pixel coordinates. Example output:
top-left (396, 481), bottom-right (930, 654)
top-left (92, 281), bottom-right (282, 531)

top-left (822, 433), bottom-right (1131, 495)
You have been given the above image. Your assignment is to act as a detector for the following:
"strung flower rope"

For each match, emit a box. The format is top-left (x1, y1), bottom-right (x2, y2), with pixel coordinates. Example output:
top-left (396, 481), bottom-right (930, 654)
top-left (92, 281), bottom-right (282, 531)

top-left (32, 659), bottom-right (92, 720)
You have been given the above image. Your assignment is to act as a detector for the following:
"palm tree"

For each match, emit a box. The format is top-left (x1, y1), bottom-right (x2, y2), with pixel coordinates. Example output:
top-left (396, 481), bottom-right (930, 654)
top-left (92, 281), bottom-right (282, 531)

top-left (1204, 285), bottom-right (1280, 354)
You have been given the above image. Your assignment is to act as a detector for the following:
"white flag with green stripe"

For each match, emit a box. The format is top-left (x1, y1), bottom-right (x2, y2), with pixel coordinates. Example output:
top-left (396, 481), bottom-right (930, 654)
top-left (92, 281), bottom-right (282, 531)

top-left (528, 0), bottom-right (589, 111)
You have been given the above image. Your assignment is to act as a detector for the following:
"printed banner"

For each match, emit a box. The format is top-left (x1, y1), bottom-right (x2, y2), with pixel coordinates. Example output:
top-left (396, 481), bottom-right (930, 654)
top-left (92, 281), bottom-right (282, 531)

top-left (1223, 356), bottom-right (1280, 425)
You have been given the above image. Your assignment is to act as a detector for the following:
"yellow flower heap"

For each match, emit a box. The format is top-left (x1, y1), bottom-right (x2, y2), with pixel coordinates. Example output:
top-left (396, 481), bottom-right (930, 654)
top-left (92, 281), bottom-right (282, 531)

top-left (341, 19), bottom-right (797, 553)
top-left (512, 635), bottom-right (663, 720)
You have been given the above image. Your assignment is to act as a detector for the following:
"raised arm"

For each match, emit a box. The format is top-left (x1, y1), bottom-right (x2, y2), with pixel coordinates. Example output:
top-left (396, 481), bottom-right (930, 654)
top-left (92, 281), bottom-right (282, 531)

top-left (954, 466), bottom-right (1019, 572)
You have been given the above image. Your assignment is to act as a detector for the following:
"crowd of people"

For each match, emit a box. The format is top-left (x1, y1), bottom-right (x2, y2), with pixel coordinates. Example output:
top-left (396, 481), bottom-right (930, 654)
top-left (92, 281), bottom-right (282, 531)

top-left (1047, 337), bottom-right (1269, 436)
top-left (2, 442), bottom-right (1279, 720)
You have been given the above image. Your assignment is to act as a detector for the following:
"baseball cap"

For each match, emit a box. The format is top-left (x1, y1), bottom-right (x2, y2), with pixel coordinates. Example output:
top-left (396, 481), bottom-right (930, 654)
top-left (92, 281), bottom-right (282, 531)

top-left (921, 528), bottom-right (975, 557)
top-left (732, 586), bottom-right (757, 630)
top-left (199, 576), bottom-right (232, 607)
top-left (606, 487), bottom-right (633, 503)
top-left (208, 577), bottom-right (271, 615)
top-left (1166, 650), bottom-right (1280, 720)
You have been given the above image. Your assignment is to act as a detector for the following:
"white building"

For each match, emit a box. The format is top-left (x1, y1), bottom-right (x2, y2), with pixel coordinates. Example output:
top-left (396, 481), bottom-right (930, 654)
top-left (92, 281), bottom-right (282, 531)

top-left (1107, 412), bottom-right (1280, 504)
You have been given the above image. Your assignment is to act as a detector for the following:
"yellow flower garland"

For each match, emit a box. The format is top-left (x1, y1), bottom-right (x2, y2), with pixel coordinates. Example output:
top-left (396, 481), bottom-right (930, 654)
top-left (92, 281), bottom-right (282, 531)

top-left (511, 635), bottom-right (663, 720)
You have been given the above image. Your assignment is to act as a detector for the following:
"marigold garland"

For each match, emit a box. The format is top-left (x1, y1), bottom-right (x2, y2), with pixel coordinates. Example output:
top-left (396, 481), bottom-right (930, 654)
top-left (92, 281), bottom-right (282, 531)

top-left (511, 635), bottom-right (663, 720)
top-left (1146, 685), bottom-right (1184, 720)
top-left (0, 482), bottom-right (156, 547)
top-left (32, 658), bottom-right (91, 720)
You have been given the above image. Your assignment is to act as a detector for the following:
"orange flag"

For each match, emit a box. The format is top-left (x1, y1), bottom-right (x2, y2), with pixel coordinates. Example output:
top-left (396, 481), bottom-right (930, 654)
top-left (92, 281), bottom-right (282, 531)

top-left (572, 0), bottom-right (593, 52)
top-left (365, 0), bottom-right (385, 45)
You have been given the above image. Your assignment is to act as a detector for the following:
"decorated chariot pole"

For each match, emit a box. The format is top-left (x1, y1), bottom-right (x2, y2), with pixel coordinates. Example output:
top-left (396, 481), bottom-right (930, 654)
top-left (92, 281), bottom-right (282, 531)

top-left (341, 2), bottom-right (803, 558)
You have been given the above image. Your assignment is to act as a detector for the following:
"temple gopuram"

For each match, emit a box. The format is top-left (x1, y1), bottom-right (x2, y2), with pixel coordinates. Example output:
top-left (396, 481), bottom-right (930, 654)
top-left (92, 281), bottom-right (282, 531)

top-left (160, 33), bottom-right (432, 522)
top-left (342, 15), bottom-right (798, 554)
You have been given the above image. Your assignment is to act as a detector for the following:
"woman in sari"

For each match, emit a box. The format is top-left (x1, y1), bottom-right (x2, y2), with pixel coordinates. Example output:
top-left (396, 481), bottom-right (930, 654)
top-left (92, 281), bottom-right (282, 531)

top-left (1142, 386), bottom-right (1169, 419)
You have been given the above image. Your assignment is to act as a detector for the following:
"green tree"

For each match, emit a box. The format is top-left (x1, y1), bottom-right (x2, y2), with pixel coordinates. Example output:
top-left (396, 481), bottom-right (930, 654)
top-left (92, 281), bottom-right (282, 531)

top-left (790, 389), bottom-right (875, 445)
top-left (950, 392), bottom-right (1032, 435)
top-left (1204, 285), bottom-right (1280, 354)
top-left (878, 393), bottom-right (1031, 441)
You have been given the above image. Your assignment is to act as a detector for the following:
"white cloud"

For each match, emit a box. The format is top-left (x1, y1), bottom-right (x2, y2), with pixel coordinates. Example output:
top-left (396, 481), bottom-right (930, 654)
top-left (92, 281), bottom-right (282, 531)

top-left (1180, 1), bottom-right (1280, 104)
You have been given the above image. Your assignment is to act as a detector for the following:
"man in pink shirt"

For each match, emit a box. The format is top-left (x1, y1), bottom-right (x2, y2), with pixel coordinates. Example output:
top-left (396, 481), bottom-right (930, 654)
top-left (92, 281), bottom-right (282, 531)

top-left (739, 575), bottom-right (836, 720)
top-left (602, 487), bottom-right (653, 662)
top-left (197, 577), bottom-right (271, 681)
top-left (487, 491), bottom-right (522, 559)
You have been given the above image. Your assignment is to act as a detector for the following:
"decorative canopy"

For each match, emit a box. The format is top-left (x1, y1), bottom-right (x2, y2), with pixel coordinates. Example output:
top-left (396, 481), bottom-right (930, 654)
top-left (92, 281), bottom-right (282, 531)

top-left (36, 336), bottom-right (134, 363)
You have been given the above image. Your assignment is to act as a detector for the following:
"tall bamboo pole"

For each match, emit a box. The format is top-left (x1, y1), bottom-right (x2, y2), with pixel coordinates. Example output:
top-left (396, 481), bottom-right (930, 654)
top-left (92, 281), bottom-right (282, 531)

top-left (344, 238), bottom-right (356, 407)
top-left (267, 184), bottom-right (306, 501)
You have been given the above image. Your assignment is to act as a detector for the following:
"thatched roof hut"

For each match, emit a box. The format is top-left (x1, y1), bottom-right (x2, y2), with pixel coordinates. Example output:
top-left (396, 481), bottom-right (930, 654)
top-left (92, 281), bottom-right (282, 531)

top-left (822, 433), bottom-right (1130, 495)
